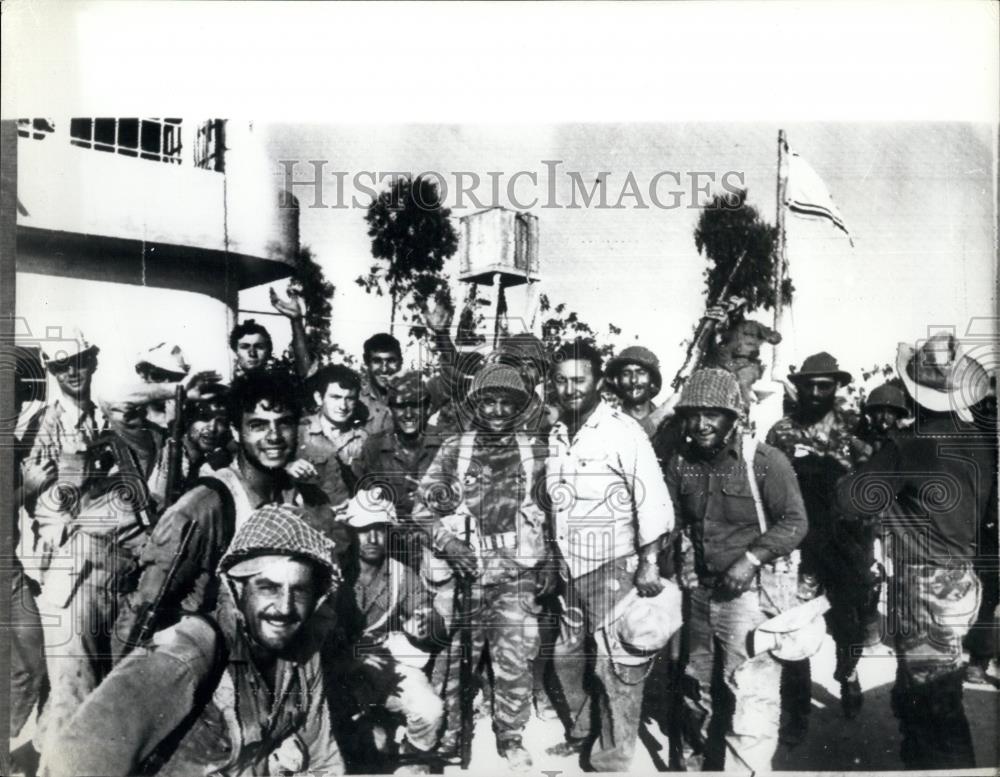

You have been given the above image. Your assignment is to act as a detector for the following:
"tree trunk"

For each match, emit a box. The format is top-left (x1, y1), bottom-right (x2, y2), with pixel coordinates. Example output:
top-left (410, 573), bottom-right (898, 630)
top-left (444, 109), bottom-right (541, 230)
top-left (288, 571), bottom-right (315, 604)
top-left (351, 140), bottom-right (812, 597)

top-left (389, 289), bottom-right (397, 335)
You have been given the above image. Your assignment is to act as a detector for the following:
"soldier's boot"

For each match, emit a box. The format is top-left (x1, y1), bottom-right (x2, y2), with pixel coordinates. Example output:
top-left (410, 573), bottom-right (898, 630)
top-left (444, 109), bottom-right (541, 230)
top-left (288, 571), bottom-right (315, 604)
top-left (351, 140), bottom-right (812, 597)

top-left (892, 668), bottom-right (975, 770)
top-left (964, 657), bottom-right (992, 685)
top-left (497, 736), bottom-right (533, 772)
top-left (840, 677), bottom-right (863, 719)
top-left (839, 671), bottom-right (863, 719)
top-left (546, 737), bottom-right (587, 758)
top-left (532, 687), bottom-right (559, 721)
top-left (393, 739), bottom-right (431, 775)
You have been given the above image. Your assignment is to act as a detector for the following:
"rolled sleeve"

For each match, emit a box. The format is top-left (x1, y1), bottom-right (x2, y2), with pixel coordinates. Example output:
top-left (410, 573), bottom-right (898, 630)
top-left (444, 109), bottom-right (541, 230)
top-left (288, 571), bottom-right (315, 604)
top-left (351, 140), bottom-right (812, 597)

top-left (632, 431), bottom-right (675, 547)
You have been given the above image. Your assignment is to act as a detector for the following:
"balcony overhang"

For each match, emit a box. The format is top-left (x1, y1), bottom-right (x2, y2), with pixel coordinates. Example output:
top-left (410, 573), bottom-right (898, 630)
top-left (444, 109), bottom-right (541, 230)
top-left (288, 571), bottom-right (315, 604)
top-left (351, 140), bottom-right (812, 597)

top-left (17, 226), bottom-right (295, 302)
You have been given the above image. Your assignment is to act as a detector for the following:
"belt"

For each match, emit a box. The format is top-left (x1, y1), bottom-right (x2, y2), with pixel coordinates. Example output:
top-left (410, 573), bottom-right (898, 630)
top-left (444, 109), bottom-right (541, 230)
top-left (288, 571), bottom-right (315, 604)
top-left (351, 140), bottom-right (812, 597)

top-left (479, 531), bottom-right (517, 551)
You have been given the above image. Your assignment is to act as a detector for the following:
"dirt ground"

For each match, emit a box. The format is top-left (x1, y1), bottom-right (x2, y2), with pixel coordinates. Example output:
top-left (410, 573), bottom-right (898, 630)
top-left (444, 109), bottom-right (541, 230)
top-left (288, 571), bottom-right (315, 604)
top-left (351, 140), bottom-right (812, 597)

top-left (450, 635), bottom-right (999, 775)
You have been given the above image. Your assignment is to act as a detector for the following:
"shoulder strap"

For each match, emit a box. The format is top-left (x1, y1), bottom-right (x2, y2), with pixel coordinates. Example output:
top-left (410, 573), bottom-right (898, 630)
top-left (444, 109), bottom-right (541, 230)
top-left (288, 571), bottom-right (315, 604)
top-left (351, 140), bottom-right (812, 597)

top-left (193, 476), bottom-right (238, 544)
top-left (741, 434), bottom-right (769, 535)
top-left (364, 558), bottom-right (405, 636)
top-left (514, 433), bottom-right (536, 499)
top-left (455, 431), bottom-right (477, 481)
top-left (137, 612), bottom-right (229, 775)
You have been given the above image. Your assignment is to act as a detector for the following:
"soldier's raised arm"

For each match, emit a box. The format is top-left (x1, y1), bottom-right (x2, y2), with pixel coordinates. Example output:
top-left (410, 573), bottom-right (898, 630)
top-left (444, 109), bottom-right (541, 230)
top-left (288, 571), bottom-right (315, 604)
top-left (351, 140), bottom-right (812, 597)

top-left (49, 617), bottom-right (220, 777)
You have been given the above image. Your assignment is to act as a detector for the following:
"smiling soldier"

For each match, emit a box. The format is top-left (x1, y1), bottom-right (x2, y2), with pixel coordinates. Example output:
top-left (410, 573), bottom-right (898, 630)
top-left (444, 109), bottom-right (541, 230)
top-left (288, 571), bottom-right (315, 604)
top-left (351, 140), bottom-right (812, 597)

top-left (287, 365), bottom-right (369, 506)
top-left (606, 345), bottom-right (665, 436)
top-left (359, 333), bottom-right (403, 436)
top-left (545, 339), bottom-right (675, 772)
top-left (667, 368), bottom-right (808, 772)
top-left (415, 363), bottom-right (553, 771)
top-left (49, 505), bottom-right (346, 777)
top-left (113, 371), bottom-right (337, 660)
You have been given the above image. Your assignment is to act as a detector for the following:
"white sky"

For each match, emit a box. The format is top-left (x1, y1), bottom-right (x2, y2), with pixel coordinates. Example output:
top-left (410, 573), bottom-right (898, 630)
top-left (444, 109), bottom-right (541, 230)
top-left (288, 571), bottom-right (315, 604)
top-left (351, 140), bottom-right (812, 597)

top-left (4, 1), bottom-right (998, 386)
top-left (245, 121), bottom-right (997, 382)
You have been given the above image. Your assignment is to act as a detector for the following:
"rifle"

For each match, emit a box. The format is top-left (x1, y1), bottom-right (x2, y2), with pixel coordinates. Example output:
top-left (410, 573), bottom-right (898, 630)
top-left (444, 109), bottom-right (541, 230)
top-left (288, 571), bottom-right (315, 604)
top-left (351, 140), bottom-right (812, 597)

top-left (671, 250), bottom-right (748, 391)
top-left (457, 510), bottom-right (475, 769)
top-left (87, 432), bottom-right (158, 533)
top-left (163, 384), bottom-right (186, 509)
top-left (123, 519), bottom-right (196, 655)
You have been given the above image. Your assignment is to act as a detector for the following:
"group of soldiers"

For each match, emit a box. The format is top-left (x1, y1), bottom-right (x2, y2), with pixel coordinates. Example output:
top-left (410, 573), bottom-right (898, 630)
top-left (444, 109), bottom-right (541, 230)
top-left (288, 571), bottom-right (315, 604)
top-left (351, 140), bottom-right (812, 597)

top-left (9, 287), bottom-right (998, 776)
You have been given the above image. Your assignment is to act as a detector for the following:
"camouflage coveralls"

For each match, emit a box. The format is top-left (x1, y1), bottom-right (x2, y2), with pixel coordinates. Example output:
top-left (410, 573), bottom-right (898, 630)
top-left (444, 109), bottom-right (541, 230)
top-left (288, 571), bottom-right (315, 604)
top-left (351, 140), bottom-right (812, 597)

top-left (413, 430), bottom-right (548, 752)
top-left (766, 409), bottom-right (875, 693)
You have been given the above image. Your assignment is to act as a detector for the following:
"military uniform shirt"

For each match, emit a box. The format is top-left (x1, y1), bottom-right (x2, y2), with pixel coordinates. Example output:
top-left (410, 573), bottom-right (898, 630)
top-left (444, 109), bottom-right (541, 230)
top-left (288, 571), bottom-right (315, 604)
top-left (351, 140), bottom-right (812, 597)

top-left (51, 586), bottom-right (342, 777)
top-left (547, 401), bottom-right (675, 579)
top-left (665, 437), bottom-right (808, 578)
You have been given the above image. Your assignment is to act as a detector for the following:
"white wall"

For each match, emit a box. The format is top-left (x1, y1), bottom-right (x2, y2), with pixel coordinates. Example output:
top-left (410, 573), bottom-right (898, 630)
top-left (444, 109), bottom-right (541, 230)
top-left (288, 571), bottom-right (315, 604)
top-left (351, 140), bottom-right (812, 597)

top-left (16, 272), bottom-right (235, 395)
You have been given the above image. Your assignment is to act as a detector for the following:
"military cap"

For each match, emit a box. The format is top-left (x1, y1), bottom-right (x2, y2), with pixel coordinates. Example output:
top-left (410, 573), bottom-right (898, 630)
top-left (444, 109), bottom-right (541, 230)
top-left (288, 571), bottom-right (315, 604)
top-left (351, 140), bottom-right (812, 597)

top-left (220, 504), bottom-right (341, 585)
top-left (789, 352), bottom-right (852, 387)
top-left (865, 383), bottom-right (910, 416)
top-left (602, 579), bottom-right (683, 665)
top-left (752, 595), bottom-right (831, 661)
top-left (674, 368), bottom-right (742, 416)
top-left (497, 332), bottom-right (548, 365)
top-left (136, 342), bottom-right (190, 378)
top-left (344, 488), bottom-right (398, 529)
top-left (469, 363), bottom-right (530, 403)
top-left (606, 345), bottom-right (663, 394)
top-left (41, 327), bottom-right (99, 365)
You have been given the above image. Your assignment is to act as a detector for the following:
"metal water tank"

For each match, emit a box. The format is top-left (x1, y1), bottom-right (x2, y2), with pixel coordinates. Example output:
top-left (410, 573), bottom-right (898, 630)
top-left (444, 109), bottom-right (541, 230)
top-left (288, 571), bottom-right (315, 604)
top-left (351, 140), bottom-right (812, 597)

top-left (459, 206), bottom-right (539, 286)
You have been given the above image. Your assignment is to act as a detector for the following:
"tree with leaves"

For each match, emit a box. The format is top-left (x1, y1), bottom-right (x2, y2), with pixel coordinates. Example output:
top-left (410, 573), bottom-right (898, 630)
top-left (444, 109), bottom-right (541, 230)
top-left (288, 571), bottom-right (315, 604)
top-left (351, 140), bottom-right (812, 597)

top-left (695, 188), bottom-right (790, 312)
top-left (358, 175), bottom-right (459, 336)
top-left (538, 292), bottom-right (620, 361)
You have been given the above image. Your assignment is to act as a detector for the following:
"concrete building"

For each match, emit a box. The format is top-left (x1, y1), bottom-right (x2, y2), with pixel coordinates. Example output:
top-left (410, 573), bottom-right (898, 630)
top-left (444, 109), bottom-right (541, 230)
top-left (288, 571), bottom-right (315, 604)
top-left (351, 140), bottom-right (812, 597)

top-left (14, 117), bottom-right (297, 396)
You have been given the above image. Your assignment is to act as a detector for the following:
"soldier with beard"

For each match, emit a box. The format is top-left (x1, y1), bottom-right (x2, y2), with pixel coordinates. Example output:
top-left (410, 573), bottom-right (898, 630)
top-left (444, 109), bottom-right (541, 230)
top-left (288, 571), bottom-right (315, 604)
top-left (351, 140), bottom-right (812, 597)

top-left (48, 505), bottom-right (346, 777)
top-left (606, 345), bottom-right (668, 437)
top-left (667, 369), bottom-right (808, 773)
top-left (765, 352), bottom-right (874, 735)
top-left (113, 371), bottom-right (339, 661)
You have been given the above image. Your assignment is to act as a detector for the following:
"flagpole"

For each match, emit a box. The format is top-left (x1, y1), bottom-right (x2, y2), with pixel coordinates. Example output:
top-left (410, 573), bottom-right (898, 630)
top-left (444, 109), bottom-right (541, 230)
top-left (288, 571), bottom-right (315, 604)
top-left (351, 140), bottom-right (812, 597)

top-left (771, 129), bottom-right (789, 382)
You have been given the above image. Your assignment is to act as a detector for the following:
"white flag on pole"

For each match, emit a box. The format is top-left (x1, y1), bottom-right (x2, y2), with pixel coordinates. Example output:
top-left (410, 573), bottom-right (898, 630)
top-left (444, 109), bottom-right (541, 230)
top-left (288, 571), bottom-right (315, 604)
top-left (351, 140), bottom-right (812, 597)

top-left (785, 151), bottom-right (854, 247)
